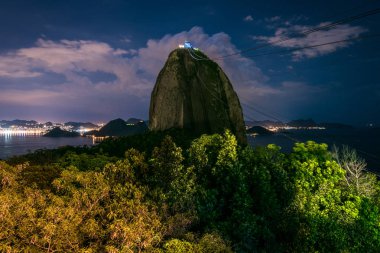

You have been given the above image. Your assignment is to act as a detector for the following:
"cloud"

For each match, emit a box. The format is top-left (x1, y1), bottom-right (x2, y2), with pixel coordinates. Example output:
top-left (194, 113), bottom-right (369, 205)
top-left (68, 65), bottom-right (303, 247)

top-left (244, 15), bottom-right (253, 22)
top-left (2, 40), bottom-right (118, 79)
top-left (121, 36), bottom-right (132, 43)
top-left (2, 25), bottom-right (347, 124)
top-left (0, 55), bottom-right (42, 78)
top-left (265, 16), bottom-right (281, 22)
top-left (0, 89), bottom-right (62, 106)
top-left (0, 26), bottom-right (338, 123)
top-left (0, 27), bottom-right (272, 121)
top-left (253, 22), bottom-right (367, 60)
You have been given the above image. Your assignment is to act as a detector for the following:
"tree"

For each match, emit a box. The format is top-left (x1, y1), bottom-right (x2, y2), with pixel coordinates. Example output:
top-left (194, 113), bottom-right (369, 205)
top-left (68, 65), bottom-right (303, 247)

top-left (163, 233), bottom-right (232, 253)
top-left (240, 144), bottom-right (293, 252)
top-left (188, 130), bottom-right (259, 251)
top-left (3, 131), bottom-right (380, 252)
top-left (332, 145), bottom-right (378, 197)
top-left (288, 141), bottom-right (364, 252)
top-left (148, 136), bottom-right (197, 239)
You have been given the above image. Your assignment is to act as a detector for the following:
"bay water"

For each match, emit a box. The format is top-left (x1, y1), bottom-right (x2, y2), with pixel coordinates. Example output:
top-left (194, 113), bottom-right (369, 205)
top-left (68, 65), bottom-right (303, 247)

top-left (1, 128), bottom-right (379, 171)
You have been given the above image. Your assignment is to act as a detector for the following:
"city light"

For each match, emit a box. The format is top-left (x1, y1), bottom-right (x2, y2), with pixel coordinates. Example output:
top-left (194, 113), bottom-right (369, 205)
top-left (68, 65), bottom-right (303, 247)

top-left (0, 125), bottom-right (100, 136)
top-left (0, 128), bottom-right (46, 135)
top-left (266, 126), bottom-right (326, 132)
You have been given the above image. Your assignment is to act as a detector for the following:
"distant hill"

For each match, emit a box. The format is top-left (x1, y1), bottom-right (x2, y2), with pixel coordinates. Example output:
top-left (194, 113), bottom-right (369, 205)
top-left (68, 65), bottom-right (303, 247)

top-left (245, 119), bottom-right (355, 129)
top-left (246, 120), bottom-right (285, 128)
top-left (246, 126), bottom-right (274, 135)
top-left (288, 119), bottom-right (317, 127)
top-left (319, 122), bottom-right (353, 129)
top-left (0, 119), bottom-right (38, 128)
top-left (64, 121), bottom-right (99, 130)
top-left (43, 127), bottom-right (80, 137)
top-left (87, 118), bottom-right (148, 137)
top-left (126, 118), bottom-right (144, 124)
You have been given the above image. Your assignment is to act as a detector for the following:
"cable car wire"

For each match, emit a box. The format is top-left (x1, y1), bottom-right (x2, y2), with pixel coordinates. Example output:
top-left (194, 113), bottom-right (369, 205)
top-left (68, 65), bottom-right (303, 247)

top-left (213, 7), bottom-right (380, 60)
top-left (231, 33), bottom-right (380, 59)
top-left (187, 48), bottom-right (206, 61)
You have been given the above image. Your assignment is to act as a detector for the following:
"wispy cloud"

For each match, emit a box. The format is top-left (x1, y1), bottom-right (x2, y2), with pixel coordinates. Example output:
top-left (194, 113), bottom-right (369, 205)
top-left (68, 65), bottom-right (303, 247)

top-left (0, 56), bottom-right (42, 78)
top-left (0, 89), bottom-right (62, 106)
top-left (244, 15), bottom-right (253, 22)
top-left (265, 16), bottom-right (281, 22)
top-left (121, 36), bottom-right (132, 43)
top-left (261, 15), bottom-right (310, 30)
top-left (253, 23), bottom-right (367, 60)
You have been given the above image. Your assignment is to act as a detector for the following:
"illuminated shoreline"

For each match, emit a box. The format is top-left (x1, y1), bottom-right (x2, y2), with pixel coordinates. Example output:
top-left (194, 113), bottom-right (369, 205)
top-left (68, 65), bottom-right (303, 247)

top-left (0, 127), bottom-right (99, 136)
top-left (0, 129), bottom-right (47, 135)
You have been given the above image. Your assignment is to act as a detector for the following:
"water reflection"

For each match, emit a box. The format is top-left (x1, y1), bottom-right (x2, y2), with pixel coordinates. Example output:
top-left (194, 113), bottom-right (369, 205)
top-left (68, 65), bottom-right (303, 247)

top-left (0, 134), bottom-right (94, 159)
top-left (3, 133), bottom-right (12, 144)
top-left (1, 131), bottom-right (40, 144)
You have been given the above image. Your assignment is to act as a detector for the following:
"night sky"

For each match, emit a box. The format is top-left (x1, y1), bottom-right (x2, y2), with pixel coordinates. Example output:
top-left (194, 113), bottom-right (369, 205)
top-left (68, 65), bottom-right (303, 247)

top-left (0, 0), bottom-right (379, 125)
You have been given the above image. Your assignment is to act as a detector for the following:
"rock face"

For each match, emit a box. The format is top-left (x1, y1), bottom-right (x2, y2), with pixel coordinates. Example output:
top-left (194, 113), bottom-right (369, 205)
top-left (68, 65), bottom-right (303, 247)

top-left (149, 48), bottom-right (246, 144)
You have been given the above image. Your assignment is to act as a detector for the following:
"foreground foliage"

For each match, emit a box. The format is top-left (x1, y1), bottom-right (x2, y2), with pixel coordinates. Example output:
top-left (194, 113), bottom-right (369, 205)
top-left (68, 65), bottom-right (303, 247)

top-left (1, 130), bottom-right (379, 252)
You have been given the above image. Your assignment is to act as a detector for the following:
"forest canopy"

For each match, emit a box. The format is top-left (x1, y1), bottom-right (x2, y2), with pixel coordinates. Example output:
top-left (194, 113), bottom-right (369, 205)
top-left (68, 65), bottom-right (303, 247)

top-left (1, 130), bottom-right (379, 252)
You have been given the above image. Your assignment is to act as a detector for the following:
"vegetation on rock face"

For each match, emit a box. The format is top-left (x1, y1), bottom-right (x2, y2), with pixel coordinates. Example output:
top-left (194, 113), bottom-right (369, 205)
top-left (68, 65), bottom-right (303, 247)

top-left (1, 130), bottom-right (380, 252)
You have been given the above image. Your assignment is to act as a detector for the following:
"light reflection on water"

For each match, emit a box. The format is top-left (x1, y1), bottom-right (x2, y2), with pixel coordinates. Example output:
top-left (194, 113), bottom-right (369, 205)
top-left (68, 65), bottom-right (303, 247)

top-left (0, 134), bottom-right (94, 159)
top-left (3, 133), bottom-right (12, 144)
top-left (0, 129), bottom-right (379, 171)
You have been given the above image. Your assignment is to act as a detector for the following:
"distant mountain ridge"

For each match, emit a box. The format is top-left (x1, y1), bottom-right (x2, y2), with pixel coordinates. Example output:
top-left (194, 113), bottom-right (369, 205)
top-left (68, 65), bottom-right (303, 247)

top-left (245, 120), bottom-right (285, 128)
top-left (0, 118), bottom-right (358, 132)
top-left (126, 118), bottom-right (144, 125)
top-left (64, 121), bottom-right (99, 130)
top-left (0, 119), bottom-right (39, 128)
top-left (246, 126), bottom-right (274, 135)
top-left (287, 119), bottom-right (317, 128)
top-left (43, 127), bottom-right (80, 137)
top-left (319, 122), bottom-right (353, 129)
top-left (0, 119), bottom-right (99, 129)
top-left (246, 118), bottom-right (354, 129)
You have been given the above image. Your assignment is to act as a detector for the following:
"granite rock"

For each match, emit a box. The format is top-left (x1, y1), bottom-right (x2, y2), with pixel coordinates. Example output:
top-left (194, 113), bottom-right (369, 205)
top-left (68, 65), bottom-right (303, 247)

top-left (149, 48), bottom-right (246, 144)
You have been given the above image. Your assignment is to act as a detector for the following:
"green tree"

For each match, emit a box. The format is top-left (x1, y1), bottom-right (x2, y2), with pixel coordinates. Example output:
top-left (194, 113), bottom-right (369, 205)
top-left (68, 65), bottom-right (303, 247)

top-left (188, 130), bottom-right (258, 252)
top-left (148, 136), bottom-right (197, 239)
top-left (240, 144), bottom-right (293, 252)
top-left (288, 141), bottom-right (364, 252)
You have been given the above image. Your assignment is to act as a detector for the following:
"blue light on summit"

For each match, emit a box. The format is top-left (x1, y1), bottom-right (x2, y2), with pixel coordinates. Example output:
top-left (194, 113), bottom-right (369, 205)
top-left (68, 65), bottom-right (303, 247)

top-left (178, 41), bottom-right (199, 51)
top-left (184, 41), bottom-right (192, 48)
